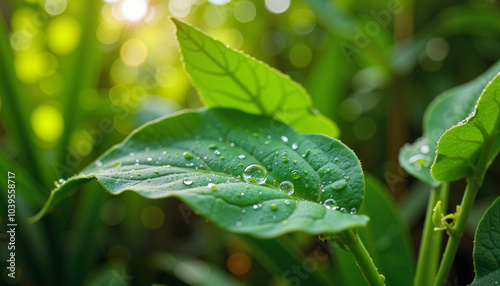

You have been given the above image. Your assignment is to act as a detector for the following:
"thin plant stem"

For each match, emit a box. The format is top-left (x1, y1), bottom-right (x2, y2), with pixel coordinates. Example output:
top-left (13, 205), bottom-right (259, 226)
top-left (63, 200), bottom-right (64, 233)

top-left (343, 229), bottom-right (385, 286)
top-left (414, 182), bottom-right (449, 285)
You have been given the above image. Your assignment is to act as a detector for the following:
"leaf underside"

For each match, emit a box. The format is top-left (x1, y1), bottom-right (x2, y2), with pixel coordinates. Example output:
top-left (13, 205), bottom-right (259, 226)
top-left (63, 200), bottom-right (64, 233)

top-left (173, 19), bottom-right (340, 138)
top-left (432, 73), bottom-right (500, 181)
top-left (471, 197), bottom-right (500, 285)
top-left (35, 108), bottom-right (367, 238)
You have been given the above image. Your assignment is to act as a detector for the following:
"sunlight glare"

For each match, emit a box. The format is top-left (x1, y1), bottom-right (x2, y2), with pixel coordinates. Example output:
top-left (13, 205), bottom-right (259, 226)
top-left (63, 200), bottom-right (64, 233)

top-left (120, 0), bottom-right (148, 21)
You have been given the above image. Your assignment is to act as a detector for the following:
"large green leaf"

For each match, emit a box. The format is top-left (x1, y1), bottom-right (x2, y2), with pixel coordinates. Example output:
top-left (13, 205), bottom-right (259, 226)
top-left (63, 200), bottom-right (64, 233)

top-left (399, 61), bottom-right (500, 186)
top-left (432, 73), bottom-right (500, 181)
top-left (332, 175), bottom-right (415, 286)
top-left (33, 108), bottom-right (367, 238)
top-left (470, 197), bottom-right (500, 285)
top-left (173, 19), bottom-right (339, 138)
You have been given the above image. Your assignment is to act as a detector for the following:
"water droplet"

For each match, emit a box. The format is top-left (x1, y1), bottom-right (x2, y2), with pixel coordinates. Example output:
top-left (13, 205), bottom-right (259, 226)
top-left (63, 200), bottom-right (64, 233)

top-left (292, 143), bottom-right (298, 150)
top-left (340, 207), bottom-right (347, 213)
top-left (264, 141), bottom-right (269, 144)
top-left (281, 136), bottom-right (288, 143)
top-left (114, 163), bottom-right (121, 167)
top-left (95, 160), bottom-right (103, 167)
top-left (291, 170), bottom-right (301, 180)
top-left (214, 150), bottom-right (221, 155)
top-left (267, 135), bottom-right (272, 139)
top-left (350, 208), bottom-right (357, 214)
top-left (345, 176), bottom-right (350, 180)
top-left (420, 145), bottom-right (430, 154)
top-left (239, 154), bottom-right (246, 159)
top-left (242, 209), bottom-right (246, 214)
top-left (230, 142), bottom-right (235, 147)
top-left (183, 152), bottom-right (193, 159)
top-left (208, 183), bottom-right (218, 191)
top-left (253, 204), bottom-right (259, 210)
top-left (182, 178), bottom-right (193, 186)
top-left (334, 158), bottom-right (339, 162)
top-left (279, 181), bottom-right (294, 195)
top-left (271, 204), bottom-right (278, 210)
top-left (162, 151), bottom-right (167, 155)
top-left (220, 156), bottom-right (225, 160)
top-left (283, 157), bottom-right (289, 163)
top-left (242, 164), bottom-right (267, 184)
top-left (326, 169), bottom-right (331, 173)
top-left (323, 199), bottom-right (337, 209)
top-left (236, 221), bottom-right (242, 227)
top-left (154, 170), bottom-right (159, 174)
top-left (147, 157), bottom-right (153, 161)
top-left (240, 192), bottom-right (245, 196)
top-left (331, 179), bottom-right (347, 190)
top-left (284, 200), bottom-right (290, 205)
top-left (282, 220), bottom-right (288, 225)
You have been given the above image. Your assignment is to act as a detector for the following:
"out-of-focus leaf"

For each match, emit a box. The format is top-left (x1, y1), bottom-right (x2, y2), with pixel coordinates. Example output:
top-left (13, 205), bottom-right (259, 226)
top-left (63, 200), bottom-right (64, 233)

top-left (33, 109), bottom-right (367, 238)
top-left (432, 74), bottom-right (500, 181)
top-left (393, 4), bottom-right (500, 74)
top-left (150, 252), bottom-right (244, 286)
top-left (399, 136), bottom-right (440, 187)
top-left (470, 197), bottom-right (500, 285)
top-left (82, 265), bottom-right (133, 286)
top-left (174, 19), bottom-right (339, 138)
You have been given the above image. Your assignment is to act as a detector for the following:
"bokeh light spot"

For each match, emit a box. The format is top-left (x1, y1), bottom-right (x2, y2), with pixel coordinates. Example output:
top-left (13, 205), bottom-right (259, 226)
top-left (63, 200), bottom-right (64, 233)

top-left (289, 8), bottom-right (316, 35)
top-left (31, 104), bottom-right (64, 143)
top-left (169, 0), bottom-right (192, 18)
top-left (97, 22), bottom-right (122, 45)
top-left (219, 29), bottom-right (244, 50)
top-left (14, 52), bottom-right (41, 84)
top-left (111, 59), bottom-right (138, 84)
top-left (208, 0), bottom-right (230, 5)
top-left (265, 0), bottom-right (290, 14)
top-left (120, 0), bottom-right (148, 21)
top-left (44, 0), bottom-right (67, 16)
top-left (140, 206), bottom-right (164, 230)
top-left (46, 16), bottom-right (81, 55)
top-left (227, 253), bottom-right (251, 275)
top-left (100, 198), bottom-right (127, 226)
top-left (109, 84), bottom-right (131, 106)
top-left (120, 39), bottom-right (147, 66)
top-left (204, 5), bottom-right (227, 28)
top-left (289, 44), bottom-right (312, 67)
top-left (234, 1), bottom-right (256, 23)
top-left (34, 52), bottom-right (58, 77)
top-left (353, 116), bottom-right (377, 140)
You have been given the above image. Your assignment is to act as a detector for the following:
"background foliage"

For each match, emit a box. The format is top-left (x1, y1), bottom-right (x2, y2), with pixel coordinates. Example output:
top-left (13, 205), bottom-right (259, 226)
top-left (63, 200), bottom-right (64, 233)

top-left (0, 0), bottom-right (499, 285)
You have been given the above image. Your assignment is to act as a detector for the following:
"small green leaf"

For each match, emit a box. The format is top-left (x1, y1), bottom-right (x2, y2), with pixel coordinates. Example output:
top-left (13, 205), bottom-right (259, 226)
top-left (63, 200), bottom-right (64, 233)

top-left (173, 19), bottom-right (339, 138)
top-left (399, 136), bottom-right (440, 187)
top-left (470, 197), bottom-right (500, 285)
top-left (34, 108), bottom-right (367, 238)
top-left (431, 73), bottom-right (500, 181)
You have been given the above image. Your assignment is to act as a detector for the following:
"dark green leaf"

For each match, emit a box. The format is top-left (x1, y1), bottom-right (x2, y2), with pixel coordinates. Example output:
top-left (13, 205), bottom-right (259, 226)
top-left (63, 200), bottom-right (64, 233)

top-left (470, 197), bottom-right (500, 285)
top-left (150, 252), bottom-right (244, 286)
top-left (173, 19), bottom-right (339, 138)
top-left (432, 73), bottom-right (500, 181)
top-left (34, 109), bottom-right (367, 238)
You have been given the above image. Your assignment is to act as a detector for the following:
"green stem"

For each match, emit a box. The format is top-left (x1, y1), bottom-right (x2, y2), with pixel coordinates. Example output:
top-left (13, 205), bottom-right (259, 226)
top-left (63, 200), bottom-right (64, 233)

top-left (433, 180), bottom-right (480, 286)
top-left (414, 183), bottom-right (449, 286)
top-left (343, 229), bottom-right (385, 286)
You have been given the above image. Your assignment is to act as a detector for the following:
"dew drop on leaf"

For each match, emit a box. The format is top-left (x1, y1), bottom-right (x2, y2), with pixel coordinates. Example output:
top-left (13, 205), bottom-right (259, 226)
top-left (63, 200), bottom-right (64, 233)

top-left (236, 221), bottom-right (242, 227)
top-left (253, 204), bottom-right (259, 210)
top-left (183, 152), bottom-right (193, 159)
top-left (279, 181), bottom-right (294, 195)
top-left (147, 157), bottom-right (153, 161)
top-left (214, 150), bottom-right (221, 155)
top-left (292, 143), bottom-right (298, 150)
top-left (95, 160), bottom-right (103, 167)
top-left (238, 154), bottom-right (246, 159)
top-left (242, 164), bottom-right (267, 184)
top-left (323, 198), bottom-right (337, 209)
top-left (331, 179), bottom-right (347, 190)
top-left (284, 200), bottom-right (290, 205)
top-left (281, 136), bottom-right (288, 143)
top-left (350, 208), bottom-right (357, 214)
top-left (291, 170), bottom-right (301, 179)
top-left (182, 178), bottom-right (193, 186)
top-left (271, 203), bottom-right (278, 210)
top-left (208, 183), bottom-right (217, 191)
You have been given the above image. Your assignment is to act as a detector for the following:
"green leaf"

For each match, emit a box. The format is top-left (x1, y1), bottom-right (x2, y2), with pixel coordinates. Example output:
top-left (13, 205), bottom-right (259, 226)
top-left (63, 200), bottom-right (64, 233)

top-left (150, 252), bottom-right (244, 286)
top-left (173, 19), bottom-right (339, 138)
top-left (399, 61), bottom-right (500, 186)
top-left (332, 175), bottom-right (415, 286)
top-left (470, 197), bottom-right (500, 285)
top-left (34, 108), bottom-right (367, 238)
top-left (431, 73), bottom-right (500, 181)
top-left (399, 136), bottom-right (440, 187)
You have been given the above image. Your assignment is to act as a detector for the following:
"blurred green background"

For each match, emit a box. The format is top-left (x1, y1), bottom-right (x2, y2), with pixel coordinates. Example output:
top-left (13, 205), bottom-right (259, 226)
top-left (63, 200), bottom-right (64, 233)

top-left (0, 0), bottom-right (499, 285)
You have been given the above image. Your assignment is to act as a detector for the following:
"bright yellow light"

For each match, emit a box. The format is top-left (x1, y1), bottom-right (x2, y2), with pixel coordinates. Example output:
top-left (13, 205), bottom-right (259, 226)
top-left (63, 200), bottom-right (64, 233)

top-left (46, 16), bottom-right (81, 55)
top-left (120, 39), bottom-right (147, 66)
top-left (31, 104), bottom-right (64, 143)
top-left (120, 0), bottom-right (148, 21)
